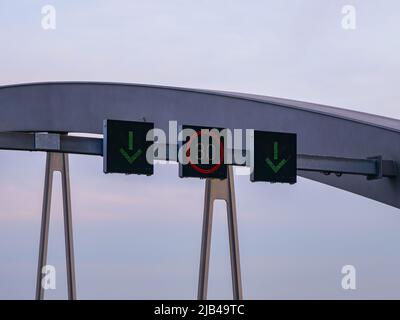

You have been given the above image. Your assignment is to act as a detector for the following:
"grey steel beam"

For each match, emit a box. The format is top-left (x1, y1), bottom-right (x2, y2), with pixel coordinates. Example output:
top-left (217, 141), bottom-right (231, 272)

top-left (0, 132), bottom-right (102, 155)
top-left (297, 154), bottom-right (397, 178)
top-left (1, 82), bottom-right (400, 207)
top-left (0, 132), bottom-right (396, 179)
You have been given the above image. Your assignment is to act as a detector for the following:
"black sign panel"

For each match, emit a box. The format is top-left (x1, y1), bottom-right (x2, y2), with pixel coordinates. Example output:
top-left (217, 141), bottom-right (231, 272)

top-left (103, 119), bottom-right (154, 175)
top-left (251, 130), bottom-right (297, 183)
top-left (179, 125), bottom-right (227, 179)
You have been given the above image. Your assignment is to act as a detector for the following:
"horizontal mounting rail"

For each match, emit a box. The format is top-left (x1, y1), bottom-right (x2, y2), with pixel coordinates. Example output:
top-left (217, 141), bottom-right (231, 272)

top-left (0, 132), bottom-right (397, 179)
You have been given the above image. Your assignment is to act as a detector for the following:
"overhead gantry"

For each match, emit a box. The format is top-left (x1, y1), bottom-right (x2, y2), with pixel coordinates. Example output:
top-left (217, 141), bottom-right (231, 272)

top-left (0, 82), bottom-right (399, 299)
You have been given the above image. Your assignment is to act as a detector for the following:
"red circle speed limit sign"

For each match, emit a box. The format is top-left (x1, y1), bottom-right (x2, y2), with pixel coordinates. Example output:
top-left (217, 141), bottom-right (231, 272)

top-left (180, 125), bottom-right (227, 179)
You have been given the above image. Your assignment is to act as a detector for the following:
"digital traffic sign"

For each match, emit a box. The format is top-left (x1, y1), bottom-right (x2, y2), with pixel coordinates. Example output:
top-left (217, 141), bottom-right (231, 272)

top-left (103, 119), bottom-right (154, 175)
top-left (251, 130), bottom-right (297, 183)
top-left (179, 125), bottom-right (227, 180)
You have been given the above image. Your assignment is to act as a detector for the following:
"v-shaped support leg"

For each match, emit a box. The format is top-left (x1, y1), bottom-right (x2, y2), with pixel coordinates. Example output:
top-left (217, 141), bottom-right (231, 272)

top-left (35, 152), bottom-right (76, 300)
top-left (197, 166), bottom-right (243, 300)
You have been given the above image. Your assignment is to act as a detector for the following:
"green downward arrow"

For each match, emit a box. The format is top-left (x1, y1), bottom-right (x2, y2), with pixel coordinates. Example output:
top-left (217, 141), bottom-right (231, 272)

top-left (265, 141), bottom-right (287, 173)
top-left (119, 131), bottom-right (143, 164)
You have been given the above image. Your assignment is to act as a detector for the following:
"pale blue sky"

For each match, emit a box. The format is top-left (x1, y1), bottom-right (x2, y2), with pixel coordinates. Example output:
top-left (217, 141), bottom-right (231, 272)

top-left (1, 0), bottom-right (400, 299)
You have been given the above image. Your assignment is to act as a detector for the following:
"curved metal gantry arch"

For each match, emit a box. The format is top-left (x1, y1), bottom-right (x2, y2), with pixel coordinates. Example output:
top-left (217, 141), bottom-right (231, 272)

top-left (1, 82), bottom-right (400, 300)
top-left (1, 81), bottom-right (399, 208)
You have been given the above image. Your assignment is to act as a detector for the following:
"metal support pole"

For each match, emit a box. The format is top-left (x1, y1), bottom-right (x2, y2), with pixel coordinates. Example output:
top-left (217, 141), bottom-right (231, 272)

top-left (35, 152), bottom-right (77, 300)
top-left (197, 166), bottom-right (243, 300)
